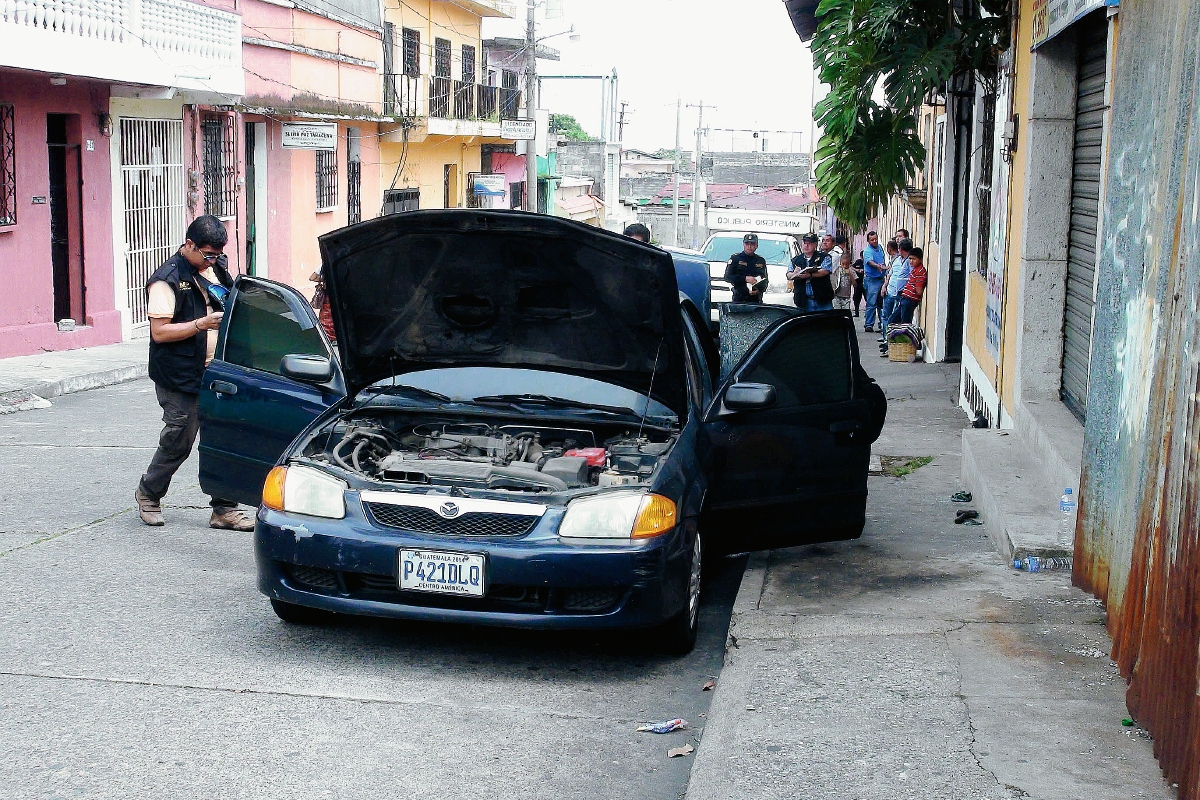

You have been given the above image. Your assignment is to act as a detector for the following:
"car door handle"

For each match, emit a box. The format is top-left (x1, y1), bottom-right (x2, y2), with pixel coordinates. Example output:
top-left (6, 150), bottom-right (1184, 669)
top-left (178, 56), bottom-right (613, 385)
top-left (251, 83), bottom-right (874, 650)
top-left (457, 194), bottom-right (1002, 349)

top-left (209, 380), bottom-right (238, 396)
top-left (829, 419), bottom-right (861, 433)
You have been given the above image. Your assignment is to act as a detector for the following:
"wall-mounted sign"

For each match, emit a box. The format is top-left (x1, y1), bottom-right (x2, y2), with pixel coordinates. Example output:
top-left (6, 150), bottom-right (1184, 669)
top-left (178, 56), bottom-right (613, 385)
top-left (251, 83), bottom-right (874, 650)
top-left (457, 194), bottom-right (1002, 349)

top-left (281, 122), bottom-right (338, 150)
top-left (1031, 0), bottom-right (1117, 49)
top-left (472, 174), bottom-right (507, 197)
top-left (501, 118), bottom-right (536, 141)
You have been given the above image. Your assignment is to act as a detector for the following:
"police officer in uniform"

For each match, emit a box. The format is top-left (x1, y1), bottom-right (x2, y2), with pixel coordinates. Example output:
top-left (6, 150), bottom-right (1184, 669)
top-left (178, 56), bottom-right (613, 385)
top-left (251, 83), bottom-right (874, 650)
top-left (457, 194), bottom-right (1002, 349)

top-left (723, 233), bottom-right (768, 303)
top-left (787, 232), bottom-right (835, 312)
top-left (133, 215), bottom-right (255, 531)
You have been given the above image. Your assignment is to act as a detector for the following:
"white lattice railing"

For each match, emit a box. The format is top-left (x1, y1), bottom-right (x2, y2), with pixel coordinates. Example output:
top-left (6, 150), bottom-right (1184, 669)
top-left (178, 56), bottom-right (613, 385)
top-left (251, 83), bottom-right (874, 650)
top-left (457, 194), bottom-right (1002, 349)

top-left (0, 0), bottom-right (239, 66)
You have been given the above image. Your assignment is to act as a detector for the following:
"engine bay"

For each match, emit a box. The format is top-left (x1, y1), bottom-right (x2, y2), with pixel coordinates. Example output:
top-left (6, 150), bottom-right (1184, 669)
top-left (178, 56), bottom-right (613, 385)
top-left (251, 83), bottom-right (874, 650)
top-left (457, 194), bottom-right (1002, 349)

top-left (303, 415), bottom-right (676, 493)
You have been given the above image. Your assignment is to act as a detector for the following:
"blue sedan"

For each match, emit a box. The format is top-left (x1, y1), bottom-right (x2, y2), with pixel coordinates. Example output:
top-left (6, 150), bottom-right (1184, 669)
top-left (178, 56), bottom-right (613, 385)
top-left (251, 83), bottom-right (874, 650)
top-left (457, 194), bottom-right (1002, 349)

top-left (197, 211), bottom-right (885, 653)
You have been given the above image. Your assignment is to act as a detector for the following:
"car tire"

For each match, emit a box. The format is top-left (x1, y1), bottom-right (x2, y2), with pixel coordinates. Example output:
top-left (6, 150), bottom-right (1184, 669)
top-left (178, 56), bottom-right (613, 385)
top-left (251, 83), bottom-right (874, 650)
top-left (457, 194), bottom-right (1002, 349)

top-left (655, 531), bottom-right (702, 655)
top-left (270, 598), bottom-right (328, 625)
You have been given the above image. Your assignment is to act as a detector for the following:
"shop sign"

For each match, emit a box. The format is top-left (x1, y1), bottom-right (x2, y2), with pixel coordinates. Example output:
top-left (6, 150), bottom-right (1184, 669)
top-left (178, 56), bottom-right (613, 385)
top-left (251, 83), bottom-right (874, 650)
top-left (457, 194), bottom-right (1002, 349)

top-left (281, 122), bottom-right (338, 150)
top-left (1032, 0), bottom-right (1117, 49)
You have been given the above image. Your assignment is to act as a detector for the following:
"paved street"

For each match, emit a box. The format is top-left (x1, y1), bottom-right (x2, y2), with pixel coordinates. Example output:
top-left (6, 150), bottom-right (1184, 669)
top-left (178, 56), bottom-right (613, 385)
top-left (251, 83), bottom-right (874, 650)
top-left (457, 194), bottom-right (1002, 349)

top-left (0, 379), bottom-right (742, 800)
top-left (0, 338), bottom-right (1173, 800)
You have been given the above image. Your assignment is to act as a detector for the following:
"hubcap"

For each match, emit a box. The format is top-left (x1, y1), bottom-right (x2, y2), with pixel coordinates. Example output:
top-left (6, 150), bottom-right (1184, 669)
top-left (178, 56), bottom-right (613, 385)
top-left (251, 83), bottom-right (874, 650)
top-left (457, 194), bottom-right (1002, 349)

top-left (687, 534), bottom-right (702, 629)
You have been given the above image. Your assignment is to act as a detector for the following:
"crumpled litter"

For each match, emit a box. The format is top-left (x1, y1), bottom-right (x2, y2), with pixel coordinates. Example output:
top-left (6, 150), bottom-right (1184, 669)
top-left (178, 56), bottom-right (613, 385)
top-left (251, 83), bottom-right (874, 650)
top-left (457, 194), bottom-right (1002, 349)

top-left (667, 744), bottom-right (695, 758)
top-left (638, 718), bottom-right (688, 734)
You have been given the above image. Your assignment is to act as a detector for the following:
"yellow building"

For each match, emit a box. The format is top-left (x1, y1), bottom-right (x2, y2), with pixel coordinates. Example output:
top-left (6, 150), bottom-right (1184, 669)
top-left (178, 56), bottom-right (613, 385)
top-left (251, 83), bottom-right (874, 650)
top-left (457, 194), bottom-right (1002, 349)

top-left (378, 0), bottom-right (519, 211)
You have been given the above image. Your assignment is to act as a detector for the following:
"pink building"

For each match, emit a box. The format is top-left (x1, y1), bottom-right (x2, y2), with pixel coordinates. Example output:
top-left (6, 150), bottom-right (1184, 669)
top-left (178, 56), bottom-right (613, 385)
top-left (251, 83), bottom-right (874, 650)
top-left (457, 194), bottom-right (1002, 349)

top-left (0, 0), bottom-right (242, 357)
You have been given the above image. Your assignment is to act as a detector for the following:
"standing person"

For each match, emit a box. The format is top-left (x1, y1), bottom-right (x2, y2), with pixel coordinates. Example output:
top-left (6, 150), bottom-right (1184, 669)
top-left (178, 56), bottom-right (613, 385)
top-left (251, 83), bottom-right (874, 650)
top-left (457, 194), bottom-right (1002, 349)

top-left (723, 233), bottom-right (768, 304)
top-left (623, 223), bottom-right (651, 243)
top-left (134, 215), bottom-right (255, 531)
top-left (880, 237), bottom-right (914, 343)
top-left (861, 231), bottom-right (888, 332)
top-left (898, 247), bottom-right (928, 324)
top-left (894, 228), bottom-right (910, 244)
top-left (787, 232), bottom-right (834, 312)
top-left (820, 233), bottom-right (841, 261)
top-left (851, 255), bottom-right (866, 317)
top-left (831, 251), bottom-right (856, 311)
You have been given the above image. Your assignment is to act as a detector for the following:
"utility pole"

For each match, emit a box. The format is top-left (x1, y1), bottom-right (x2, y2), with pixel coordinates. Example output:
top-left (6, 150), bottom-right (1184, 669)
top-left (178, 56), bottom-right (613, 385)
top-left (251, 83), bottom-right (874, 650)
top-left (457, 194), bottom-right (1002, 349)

top-left (524, 0), bottom-right (538, 212)
top-left (617, 102), bottom-right (629, 143)
top-left (686, 100), bottom-right (713, 249)
top-left (672, 97), bottom-right (681, 247)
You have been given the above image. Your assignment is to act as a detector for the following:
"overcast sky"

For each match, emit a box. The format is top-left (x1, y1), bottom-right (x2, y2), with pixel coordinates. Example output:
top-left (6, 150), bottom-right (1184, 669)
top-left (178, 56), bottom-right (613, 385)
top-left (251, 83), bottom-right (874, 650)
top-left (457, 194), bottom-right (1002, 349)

top-left (483, 0), bottom-right (823, 155)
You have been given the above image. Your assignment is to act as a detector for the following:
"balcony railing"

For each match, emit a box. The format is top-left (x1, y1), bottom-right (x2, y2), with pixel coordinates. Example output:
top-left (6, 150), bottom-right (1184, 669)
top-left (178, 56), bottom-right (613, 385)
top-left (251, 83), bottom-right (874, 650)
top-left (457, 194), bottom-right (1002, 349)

top-left (384, 73), bottom-right (419, 118)
top-left (499, 87), bottom-right (522, 119)
top-left (429, 76), bottom-right (451, 119)
top-left (478, 85), bottom-right (497, 120)
top-left (422, 79), bottom-right (521, 122)
top-left (0, 0), bottom-right (242, 95)
top-left (453, 80), bottom-right (474, 120)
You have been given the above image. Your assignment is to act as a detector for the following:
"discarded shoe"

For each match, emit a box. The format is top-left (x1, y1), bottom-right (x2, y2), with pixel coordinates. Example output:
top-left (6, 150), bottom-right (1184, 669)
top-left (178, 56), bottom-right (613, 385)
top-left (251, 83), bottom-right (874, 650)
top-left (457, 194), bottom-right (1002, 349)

top-left (951, 491), bottom-right (973, 503)
top-left (210, 507), bottom-right (255, 531)
top-left (962, 518), bottom-right (984, 526)
top-left (954, 509), bottom-right (980, 524)
top-left (135, 487), bottom-right (165, 527)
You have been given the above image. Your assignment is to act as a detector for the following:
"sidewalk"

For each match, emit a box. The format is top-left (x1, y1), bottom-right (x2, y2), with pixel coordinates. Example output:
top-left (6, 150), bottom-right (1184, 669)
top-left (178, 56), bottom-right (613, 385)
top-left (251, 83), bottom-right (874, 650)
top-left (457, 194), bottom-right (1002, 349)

top-left (686, 329), bottom-right (1170, 800)
top-left (0, 339), bottom-right (148, 414)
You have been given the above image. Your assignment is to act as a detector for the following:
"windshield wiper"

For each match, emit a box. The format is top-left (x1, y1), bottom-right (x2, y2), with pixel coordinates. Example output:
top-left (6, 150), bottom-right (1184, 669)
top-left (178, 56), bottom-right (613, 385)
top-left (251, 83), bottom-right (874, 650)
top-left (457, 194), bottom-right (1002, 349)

top-left (357, 385), bottom-right (453, 407)
top-left (470, 393), bottom-right (640, 417)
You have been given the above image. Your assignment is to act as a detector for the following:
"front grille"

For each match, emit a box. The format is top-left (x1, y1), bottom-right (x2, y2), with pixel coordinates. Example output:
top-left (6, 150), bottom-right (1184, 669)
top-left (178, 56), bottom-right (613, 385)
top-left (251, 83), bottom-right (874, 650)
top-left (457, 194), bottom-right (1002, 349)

top-left (364, 503), bottom-right (538, 537)
top-left (561, 588), bottom-right (622, 612)
top-left (289, 565), bottom-right (340, 591)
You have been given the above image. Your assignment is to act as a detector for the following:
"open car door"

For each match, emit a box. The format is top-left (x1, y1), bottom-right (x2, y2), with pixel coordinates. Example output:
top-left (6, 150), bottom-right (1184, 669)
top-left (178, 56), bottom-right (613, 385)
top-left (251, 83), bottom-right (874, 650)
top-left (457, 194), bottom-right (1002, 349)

top-left (198, 276), bottom-right (345, 507)
top-left (702, 309), bottom-right (881, 552)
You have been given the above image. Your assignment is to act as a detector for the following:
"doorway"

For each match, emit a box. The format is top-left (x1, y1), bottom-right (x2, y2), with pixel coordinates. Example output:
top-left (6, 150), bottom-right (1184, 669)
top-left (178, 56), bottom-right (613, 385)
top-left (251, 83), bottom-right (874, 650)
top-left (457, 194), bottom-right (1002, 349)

top-left (47, 114), bottom-right (84, 325)
top-left (444, 163), bottom-right (459, 208)
top-left (244, 121), bottom-right (268, 277)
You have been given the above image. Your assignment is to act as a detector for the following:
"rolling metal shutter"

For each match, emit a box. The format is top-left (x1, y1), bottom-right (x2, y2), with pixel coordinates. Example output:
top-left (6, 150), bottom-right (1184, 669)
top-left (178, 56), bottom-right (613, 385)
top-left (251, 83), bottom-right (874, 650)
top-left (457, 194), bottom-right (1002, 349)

top-left (1061, 14), bottom-right (1109, 423)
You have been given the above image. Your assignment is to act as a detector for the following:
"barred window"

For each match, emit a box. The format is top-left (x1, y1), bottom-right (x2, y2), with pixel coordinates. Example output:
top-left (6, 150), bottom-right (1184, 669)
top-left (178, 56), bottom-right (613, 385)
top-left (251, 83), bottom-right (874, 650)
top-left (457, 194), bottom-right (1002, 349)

top-left (434, 38), bottom-right (451, 78)
top-left (0, 104), bottom-right (14, 226)
top-left (462, 44), bottom-right (476, 85)
top-left (402, 28), bottom-right (420, 76)
top-left (316, 149), bottom-right (337, 210)
top-left (201, 115), bottom-right (237, 218)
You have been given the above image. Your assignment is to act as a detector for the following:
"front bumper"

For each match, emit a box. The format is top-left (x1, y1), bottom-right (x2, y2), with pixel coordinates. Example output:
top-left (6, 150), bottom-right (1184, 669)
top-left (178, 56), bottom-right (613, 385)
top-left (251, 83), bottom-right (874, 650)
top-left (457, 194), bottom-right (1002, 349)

top-left (254, 495), bottom-right (690, 631)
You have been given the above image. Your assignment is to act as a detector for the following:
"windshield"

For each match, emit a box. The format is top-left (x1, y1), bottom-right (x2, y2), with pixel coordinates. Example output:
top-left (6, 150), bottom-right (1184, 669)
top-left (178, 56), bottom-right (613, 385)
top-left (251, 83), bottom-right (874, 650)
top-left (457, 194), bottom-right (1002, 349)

top-left (362, 367), bottom-right (676, 420)
top-left (703, 235), bottom-right (792, 266)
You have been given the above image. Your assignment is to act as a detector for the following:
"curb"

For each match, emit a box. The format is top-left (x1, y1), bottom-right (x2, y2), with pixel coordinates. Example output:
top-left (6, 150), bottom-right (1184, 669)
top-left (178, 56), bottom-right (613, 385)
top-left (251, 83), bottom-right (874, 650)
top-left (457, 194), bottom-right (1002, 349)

top-left (0, 364), bottom-right (147, 414)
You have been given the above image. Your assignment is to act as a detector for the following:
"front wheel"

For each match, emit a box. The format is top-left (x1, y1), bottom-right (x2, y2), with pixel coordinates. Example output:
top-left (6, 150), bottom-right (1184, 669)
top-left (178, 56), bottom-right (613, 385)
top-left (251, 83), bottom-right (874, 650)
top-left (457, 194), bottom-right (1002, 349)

top-left (654, 532), bottom-right (702, 655)
top-left (270, 598), bottom-right (329, 625)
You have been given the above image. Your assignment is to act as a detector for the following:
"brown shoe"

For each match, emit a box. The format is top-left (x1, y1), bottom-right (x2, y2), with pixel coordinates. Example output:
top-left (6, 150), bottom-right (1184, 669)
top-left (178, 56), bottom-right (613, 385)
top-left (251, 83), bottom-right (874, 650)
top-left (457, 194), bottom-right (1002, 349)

top-left (135, 488), bottom-right (165, 527)
top-left (210, 507), bottom-right (255, 532)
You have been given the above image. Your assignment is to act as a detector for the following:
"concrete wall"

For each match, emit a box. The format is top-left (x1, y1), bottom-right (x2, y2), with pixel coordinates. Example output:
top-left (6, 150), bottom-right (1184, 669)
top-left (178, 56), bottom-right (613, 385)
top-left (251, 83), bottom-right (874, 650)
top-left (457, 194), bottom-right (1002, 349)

top-left (0, 71), bottom-right (122, 357)
top-left (709, 151), bottom-right (811, 186)
top-left (556, 141), bottom-right (608, 199)
top-left (1075, 2), bottom-right (1200, 795)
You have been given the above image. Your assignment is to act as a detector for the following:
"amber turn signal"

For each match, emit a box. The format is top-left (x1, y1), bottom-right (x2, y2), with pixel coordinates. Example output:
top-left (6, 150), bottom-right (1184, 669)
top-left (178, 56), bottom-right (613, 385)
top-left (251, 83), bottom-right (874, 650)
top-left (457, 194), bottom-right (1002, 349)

top-left (631, 494), bottom-right (677, 539)
top-left (261, 466), bottom-right (287, 511)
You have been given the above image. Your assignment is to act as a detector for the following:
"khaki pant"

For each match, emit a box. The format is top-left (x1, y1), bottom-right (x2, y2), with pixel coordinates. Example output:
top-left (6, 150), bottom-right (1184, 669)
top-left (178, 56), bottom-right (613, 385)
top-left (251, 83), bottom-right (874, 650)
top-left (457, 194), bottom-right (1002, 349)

top-left (832, 297), bottom-right (853, 310)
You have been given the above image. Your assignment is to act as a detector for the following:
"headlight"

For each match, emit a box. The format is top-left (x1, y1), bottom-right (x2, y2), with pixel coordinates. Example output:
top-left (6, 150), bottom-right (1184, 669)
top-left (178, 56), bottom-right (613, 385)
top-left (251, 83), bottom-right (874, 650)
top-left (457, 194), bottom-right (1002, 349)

top-left (261, 465), bottom-right (346, 519)
top-left (559, 492), bottom-right (676, 540)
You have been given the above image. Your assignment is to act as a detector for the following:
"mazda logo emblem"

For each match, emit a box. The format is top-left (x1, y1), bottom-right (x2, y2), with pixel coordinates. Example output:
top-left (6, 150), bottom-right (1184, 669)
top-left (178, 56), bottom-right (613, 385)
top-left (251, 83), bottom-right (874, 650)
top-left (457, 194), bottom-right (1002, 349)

top-left (438, 502), bottom-right (461, 519)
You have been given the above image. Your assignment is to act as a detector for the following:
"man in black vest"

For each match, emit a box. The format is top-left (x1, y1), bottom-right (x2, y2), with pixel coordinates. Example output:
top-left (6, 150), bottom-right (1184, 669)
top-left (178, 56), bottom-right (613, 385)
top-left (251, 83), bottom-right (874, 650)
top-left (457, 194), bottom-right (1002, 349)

top-left (134, 215), bottom-right (254, 531)
top-left (723, 233), bottom-right (768, 303)
top-left (787, 232), bottom-right (834, 312)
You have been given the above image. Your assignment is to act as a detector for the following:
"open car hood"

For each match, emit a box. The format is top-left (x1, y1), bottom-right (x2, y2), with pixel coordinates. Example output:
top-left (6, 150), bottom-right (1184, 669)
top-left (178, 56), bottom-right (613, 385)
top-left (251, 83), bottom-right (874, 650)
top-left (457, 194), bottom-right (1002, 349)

top-left (318, 210), bottom-right (687, 417)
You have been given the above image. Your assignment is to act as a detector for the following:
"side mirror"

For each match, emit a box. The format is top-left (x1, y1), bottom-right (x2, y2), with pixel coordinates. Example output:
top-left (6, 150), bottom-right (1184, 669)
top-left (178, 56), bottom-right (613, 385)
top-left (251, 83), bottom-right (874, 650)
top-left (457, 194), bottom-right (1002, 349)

top-left (280, 354), bottom-right (334, 384)
top-left (724, 382), bottom-right (777, 411)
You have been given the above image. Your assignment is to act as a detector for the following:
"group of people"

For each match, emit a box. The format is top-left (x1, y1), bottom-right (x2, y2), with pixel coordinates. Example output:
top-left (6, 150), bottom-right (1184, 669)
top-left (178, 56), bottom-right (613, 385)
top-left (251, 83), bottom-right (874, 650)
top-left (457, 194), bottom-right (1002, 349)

top-left (721, 227), bottom-right (927, 355)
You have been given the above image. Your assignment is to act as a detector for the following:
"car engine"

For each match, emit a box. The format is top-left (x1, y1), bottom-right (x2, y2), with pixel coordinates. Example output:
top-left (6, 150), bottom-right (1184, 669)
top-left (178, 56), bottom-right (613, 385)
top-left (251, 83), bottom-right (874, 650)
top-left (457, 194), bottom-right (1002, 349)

top-left (318, 420), bottom-right (674, 492)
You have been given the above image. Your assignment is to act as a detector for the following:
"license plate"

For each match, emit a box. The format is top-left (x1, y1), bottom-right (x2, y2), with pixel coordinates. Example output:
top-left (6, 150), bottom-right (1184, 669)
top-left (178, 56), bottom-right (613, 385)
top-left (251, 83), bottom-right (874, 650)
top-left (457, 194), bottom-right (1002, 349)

top-left (399, 549), bottom-right (486, 597)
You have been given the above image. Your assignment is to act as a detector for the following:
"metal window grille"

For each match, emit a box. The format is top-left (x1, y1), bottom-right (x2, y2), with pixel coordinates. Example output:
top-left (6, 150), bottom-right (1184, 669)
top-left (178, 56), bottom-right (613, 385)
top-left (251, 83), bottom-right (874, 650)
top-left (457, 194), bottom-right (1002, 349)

top-left (383, 188), bottom-right (419, 214)
top-left (316, 149), bottom-right (337, 210)
top-left (382, 22), bottom-right (395, 114)
top-left (434, 38), bottom-right (451, 78)
top-left (0, 104), bottom-right (14, 226)
top-left (466, 172), bottom-right (481, 208)
top-left (120, 118), bottom-right (185, 327)
top-left (402, 28), bottom-right (420, 76)
top-left (461, 44), bottom-right (476, 85)
top-left (509, 181), bottom-right (524, 210)
top-left (347, 129), bottom-right (361, 225)
top-left (201, 115), bottom-right (237, 218)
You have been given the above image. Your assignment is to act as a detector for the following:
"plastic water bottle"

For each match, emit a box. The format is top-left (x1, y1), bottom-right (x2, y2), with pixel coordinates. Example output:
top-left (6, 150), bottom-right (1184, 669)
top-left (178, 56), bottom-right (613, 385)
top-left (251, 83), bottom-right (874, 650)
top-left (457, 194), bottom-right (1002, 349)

top-left (1058, 488), bottom-right (1077, 548)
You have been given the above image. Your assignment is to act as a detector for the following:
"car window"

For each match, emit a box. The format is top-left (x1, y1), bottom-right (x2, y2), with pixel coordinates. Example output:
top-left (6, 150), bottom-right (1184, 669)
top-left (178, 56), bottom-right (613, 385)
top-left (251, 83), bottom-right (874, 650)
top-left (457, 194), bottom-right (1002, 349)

top-left (738, 317), bottom-right (852, 408)
top-left (718, 304), bottom-right (799, 383)
top-left (223, 283), bottom-right (328, 376)
top-left (702, 236), bottom-right (792, 266)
